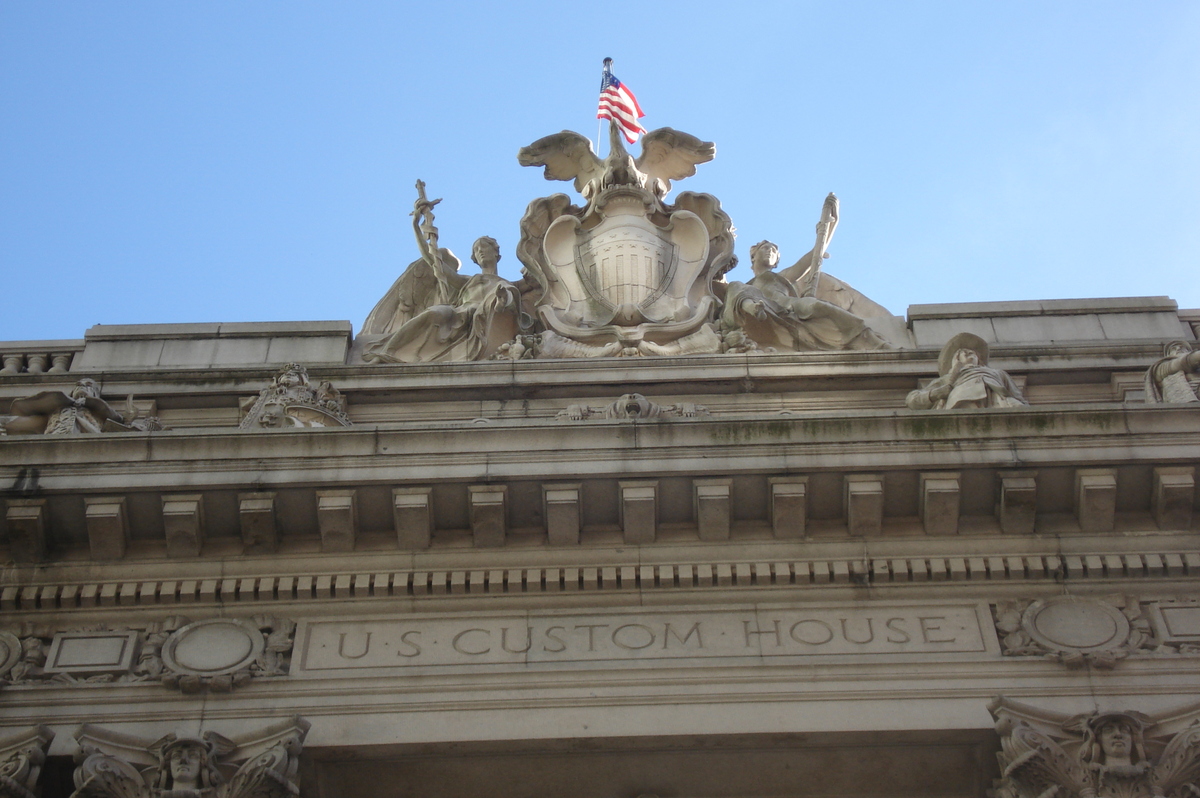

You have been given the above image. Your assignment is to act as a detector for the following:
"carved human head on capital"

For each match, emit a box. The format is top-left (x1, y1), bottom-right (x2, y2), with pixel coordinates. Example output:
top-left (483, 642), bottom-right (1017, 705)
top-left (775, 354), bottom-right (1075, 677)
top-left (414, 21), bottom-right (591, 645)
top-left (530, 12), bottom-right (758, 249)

top-left (748, 241), bottom-right (780, 273)
top-left (151, 733), bottom-right (232, 791)
top-left (1079, 712), bottom-right (1149, 768)
top-left (471, 236), bottom-right (501, 273)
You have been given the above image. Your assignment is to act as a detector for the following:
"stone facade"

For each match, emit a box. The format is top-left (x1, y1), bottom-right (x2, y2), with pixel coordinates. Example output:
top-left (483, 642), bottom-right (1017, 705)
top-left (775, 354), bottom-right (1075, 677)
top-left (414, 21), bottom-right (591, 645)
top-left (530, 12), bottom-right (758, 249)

top-left (2, 126), bottom-right (1199, 798)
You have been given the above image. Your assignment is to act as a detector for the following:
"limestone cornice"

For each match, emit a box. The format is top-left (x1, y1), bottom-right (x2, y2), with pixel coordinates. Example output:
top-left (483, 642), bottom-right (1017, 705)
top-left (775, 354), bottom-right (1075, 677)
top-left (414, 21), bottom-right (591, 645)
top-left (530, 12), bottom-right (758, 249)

top-left (2, 404), bottom-right (1197, 481)
top-left (0, 339), bottom-right (1171, 395)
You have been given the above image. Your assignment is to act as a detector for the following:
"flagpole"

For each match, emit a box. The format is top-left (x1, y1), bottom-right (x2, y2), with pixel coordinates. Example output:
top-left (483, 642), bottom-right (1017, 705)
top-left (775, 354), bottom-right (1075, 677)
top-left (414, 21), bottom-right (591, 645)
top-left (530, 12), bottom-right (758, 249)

top-left (597, 57), bottom-right (612, 156)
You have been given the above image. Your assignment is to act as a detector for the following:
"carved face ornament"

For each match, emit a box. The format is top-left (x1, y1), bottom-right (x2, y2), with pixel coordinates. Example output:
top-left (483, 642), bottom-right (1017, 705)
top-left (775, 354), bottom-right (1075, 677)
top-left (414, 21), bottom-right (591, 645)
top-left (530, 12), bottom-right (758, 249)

top-left (749, 242), bottom-right (779, 273)
top-left (953, 348), bottom-right (980, 369)
top-left (168, 745), bottom-right (204, 787)
top-left (70, 378), bottom-right (101, 401)
top-left (471, 237), bottom-right (500, 271)
top-left (1099, 721), bottom-right (1133, 760)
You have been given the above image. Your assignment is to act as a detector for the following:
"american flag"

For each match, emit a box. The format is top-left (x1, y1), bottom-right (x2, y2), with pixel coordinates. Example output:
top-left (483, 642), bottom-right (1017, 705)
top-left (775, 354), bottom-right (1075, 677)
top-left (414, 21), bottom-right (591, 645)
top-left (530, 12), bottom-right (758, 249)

top-left (597, 59), bottom-right (645, 144)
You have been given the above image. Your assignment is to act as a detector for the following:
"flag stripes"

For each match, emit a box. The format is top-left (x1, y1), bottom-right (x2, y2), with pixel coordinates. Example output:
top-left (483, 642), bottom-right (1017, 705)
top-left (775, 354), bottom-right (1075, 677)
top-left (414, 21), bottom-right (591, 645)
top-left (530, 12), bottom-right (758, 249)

top-left (597, 61), bottom-right (645, 144)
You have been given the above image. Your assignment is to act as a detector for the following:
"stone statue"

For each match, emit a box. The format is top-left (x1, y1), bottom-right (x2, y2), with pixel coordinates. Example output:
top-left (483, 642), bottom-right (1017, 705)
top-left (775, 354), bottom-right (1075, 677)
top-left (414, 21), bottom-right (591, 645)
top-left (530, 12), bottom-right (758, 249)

top-left (349, 123), bottom-right (902, 360)
top-left (362, 182), bottom-right (522, 364)
top-left (991, 698), bottom-right (1200, 798)
top-left (71, 719), bottom-right (308, 798)
top-left (3, 378), bottom-right (163, 435)
top-left (519, 123), bottom-right (715, 201)
top-left (905, 332), bottom-right (1028, 410)
top-left (516, 121), bottom-right (728, 357)
top-left (718, 204), bottom-right (890, 354)
top-left (1144, 340), bottom-right (1200, 403)
top-left (238, 364), bottom-right (350, 429)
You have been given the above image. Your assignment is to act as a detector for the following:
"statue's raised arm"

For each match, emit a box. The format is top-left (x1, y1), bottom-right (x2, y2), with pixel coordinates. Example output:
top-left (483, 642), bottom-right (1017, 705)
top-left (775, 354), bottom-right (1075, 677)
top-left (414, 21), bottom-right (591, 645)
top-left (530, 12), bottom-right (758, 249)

top-left (361, 181), bottom-right (465, 336)
top-left (411, 180), bottom-right (462, 306)
top-left (778, 193), bottom-right (839, 297)
top-left (362, 183), bottom-right (521, 364)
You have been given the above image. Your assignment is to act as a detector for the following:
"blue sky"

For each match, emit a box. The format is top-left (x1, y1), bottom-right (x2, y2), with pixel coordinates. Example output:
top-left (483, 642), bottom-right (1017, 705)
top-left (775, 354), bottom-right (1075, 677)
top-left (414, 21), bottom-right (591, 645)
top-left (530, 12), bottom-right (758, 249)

top-left (2, 2), bottom-right (1197, 342)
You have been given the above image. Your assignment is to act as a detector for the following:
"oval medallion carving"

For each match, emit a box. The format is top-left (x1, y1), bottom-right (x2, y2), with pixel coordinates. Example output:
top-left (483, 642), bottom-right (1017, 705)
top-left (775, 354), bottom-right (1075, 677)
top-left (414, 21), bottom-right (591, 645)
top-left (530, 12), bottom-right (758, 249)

top-left (0, 631), bottom-right (21, 677)
top-left (1021, 597), bottom-right (1130, 653)
top-left (162, 619), bottom-right (264, 676)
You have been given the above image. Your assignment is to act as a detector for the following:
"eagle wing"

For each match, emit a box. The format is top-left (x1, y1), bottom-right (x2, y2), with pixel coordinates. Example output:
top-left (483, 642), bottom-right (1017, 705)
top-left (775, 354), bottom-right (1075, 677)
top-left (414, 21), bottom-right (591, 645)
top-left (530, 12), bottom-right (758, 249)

top-left (517, 131), bottom-right (605, 195)
top-left (636, 128), bottom-right (715, 195)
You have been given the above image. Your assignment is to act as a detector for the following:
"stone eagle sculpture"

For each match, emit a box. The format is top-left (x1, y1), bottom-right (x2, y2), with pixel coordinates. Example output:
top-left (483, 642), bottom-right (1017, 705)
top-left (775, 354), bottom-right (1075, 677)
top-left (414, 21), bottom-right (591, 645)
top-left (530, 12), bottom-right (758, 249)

top-left (518, 120), bottom-right (715, 200)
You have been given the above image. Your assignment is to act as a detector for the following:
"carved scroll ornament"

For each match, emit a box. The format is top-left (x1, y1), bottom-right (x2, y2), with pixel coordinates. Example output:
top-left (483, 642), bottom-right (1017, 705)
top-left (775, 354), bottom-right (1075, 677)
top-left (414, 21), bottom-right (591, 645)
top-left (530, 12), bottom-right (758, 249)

top-left (0, 616), bottom-right (294, 693)
top-left (0, 727), bottom-right (53, 798)
top-left (557, 393), bottom-right (709, 420)
top-left (71, 718), bottom-right (308, 798)
top-left (991, 698), bottom-right (1200, 798)
top-left (993, 597), bottom-right (1200, 668)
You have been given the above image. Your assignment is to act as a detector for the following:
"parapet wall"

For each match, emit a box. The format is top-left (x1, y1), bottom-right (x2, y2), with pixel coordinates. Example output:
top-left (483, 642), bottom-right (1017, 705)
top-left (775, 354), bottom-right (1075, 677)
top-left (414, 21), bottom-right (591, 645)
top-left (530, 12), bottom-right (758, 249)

top-left (1, 298), bottom-right (1194, 373)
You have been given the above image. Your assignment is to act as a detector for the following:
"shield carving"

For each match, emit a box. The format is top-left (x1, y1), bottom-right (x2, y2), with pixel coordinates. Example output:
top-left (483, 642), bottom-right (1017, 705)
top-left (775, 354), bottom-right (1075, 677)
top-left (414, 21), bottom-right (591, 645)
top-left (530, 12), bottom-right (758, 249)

top-left (542, 193), bottom-right (710, 330)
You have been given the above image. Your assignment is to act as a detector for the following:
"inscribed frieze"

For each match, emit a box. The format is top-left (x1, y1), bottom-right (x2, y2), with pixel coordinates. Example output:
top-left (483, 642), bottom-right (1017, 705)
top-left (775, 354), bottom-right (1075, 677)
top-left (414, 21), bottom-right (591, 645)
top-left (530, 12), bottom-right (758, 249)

top-left (294, 603), bottom-right (991, 676)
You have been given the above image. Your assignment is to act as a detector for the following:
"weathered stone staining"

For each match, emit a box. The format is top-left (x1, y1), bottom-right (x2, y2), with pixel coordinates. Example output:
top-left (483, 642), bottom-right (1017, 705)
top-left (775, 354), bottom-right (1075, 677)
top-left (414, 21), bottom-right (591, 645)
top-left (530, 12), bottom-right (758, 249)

top-left (905, 332), bottom-right (1029, 409)
top-left (238, 363), bottom-right (350, 429)
top-left (1144, 340), bottom-right (1200, 403)
top-left (516, 123), bottom-right (725, 358)
top-left (4, 118), bottom-right (1200, 798)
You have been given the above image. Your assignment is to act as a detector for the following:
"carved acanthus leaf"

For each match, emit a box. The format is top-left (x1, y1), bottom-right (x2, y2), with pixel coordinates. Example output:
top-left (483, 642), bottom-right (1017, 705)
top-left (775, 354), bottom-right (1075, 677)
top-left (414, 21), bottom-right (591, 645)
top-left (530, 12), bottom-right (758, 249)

top-left (70, 719), bottom-right (309, 798)
top-left (992, 597), bottom-right (1165, 668)
top-left (992, 698), bottom-right (1200, 798)
top-left (0, 727), bottom-right (53, 798)
top-left (1151, 721), bottom-right (1200, 798)
top-left (71, 750), bottom-right (148, 798)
